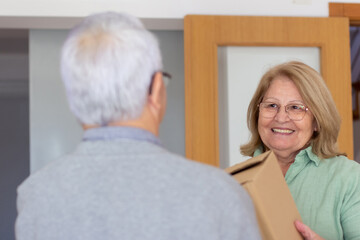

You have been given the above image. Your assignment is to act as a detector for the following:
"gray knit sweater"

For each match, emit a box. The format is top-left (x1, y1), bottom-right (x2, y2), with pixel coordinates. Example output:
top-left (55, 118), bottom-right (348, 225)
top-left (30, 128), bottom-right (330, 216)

top-left (16, 127), bottom-right (261, 240)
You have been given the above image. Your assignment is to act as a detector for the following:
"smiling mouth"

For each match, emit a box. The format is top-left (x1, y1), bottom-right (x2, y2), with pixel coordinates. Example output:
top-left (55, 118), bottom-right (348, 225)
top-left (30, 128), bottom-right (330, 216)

top-left (271, 128), bottom-right (294, 134)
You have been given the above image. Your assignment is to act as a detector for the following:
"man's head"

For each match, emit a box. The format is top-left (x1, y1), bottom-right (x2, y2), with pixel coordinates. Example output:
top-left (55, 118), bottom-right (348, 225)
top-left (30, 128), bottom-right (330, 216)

top-left (61, 12), bottom-right (164, 127)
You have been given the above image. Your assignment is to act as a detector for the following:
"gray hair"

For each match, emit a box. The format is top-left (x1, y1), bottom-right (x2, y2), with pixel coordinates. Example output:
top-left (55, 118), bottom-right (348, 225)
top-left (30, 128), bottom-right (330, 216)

top-left (61, 12), bottom-right (163, 125)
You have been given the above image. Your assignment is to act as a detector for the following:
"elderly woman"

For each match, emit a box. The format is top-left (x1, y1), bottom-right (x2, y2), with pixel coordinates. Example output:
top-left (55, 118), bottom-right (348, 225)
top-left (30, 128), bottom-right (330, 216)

top-left (240, 61), bottom-right (360, 239)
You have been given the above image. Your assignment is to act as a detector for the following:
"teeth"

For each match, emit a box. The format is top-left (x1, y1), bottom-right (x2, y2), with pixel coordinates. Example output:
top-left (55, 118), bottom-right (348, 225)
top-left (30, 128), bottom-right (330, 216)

top-left (272, 128), bottom-right (294, 134)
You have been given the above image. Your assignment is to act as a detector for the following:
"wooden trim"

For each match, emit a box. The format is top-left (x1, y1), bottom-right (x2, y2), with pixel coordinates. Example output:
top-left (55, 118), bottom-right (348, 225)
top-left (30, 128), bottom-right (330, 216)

top-left (329, 3), bottom-right (344, 17)
top-left (184, 16), bottom-right (219, 166)
top-left (330, 3), bottom-right (360, 121)
top-left (329, 3), bottom-right (360, 25)
top-left (185, 15), bottom-right (354, 166)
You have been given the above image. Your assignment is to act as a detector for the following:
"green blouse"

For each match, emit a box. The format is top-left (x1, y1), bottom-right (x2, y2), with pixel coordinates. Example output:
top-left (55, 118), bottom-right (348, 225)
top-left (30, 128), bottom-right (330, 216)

top-left (254, 146), bottom-right (360, 240)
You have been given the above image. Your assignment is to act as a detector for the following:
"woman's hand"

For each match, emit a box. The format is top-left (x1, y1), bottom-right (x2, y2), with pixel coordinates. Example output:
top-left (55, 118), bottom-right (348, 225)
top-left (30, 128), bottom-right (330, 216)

top-left (294, 220), bottom-right (325, 240)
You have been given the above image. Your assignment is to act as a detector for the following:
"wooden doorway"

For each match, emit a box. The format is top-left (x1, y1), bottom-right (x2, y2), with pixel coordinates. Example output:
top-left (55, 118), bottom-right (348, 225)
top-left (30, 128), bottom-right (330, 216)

top-left (330, 2), bottom-right (360, 163)
top-left (184, 15), bottom-right (353, 166)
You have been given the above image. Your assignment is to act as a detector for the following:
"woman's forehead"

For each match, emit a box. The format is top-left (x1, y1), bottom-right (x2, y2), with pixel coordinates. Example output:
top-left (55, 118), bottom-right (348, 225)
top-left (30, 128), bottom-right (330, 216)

top-left (263, 76), bottom-right (303, 101)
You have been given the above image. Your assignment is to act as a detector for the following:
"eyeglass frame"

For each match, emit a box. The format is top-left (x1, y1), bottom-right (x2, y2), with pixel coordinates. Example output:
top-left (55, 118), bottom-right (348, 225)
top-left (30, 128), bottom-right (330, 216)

top-left (258, 101), bottom-right (309, 121)
top-left (148, 71), bottom-right (172, 94)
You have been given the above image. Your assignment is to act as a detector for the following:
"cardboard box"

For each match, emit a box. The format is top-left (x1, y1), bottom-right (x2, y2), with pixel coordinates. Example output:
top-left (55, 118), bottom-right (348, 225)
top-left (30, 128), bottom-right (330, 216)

top-left (225, 151), bottom-right (302, 240)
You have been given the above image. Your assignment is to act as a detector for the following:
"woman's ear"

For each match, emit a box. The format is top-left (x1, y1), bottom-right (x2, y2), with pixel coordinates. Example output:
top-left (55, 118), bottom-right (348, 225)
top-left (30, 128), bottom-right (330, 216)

top-left (313, 120), bottom-right (318, 132)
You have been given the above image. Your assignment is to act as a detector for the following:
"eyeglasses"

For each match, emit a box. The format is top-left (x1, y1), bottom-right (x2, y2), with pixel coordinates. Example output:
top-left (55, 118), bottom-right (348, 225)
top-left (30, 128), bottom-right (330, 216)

top-left (149, 71), bottom-right (172, 94)
top-left (258, 102), bottom-right (309, 121)
top-left (161, 72), bottom-right (172, 86)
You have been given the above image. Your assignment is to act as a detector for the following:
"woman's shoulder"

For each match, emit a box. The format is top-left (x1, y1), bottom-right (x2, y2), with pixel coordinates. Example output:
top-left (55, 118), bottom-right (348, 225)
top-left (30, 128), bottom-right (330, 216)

top-left (324, 154), bottom-right (360, 166)
top-left (321, 155), bottom-right (360, 179)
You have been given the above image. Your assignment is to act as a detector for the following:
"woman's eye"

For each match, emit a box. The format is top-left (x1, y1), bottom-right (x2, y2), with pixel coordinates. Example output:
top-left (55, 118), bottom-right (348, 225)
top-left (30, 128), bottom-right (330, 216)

top-left (268, 103), bottom-right (277, 108)
top-left (261, 102), bottom-right (278, 109)
top-left (290, 105), bottom-right (304, 111)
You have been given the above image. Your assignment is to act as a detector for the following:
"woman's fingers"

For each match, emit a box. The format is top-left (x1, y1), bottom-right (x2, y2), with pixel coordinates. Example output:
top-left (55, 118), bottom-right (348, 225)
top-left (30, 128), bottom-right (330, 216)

top-left (294, 220), bottom-right (324, 240)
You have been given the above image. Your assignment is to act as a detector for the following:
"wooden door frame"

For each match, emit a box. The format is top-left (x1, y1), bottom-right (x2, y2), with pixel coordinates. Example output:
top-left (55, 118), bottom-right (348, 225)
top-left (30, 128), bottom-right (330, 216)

top-left (330, 2), bottom-right (360, 119)
top-left (185, 15), bottom-right (354, 166)
top-left (330, 2), bottom-right (360, 25)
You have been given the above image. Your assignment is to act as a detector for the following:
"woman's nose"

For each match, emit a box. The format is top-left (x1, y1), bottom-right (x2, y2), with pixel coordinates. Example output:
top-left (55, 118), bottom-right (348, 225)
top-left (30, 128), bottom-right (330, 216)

top-left (274, 106), bottom-right (290, 122)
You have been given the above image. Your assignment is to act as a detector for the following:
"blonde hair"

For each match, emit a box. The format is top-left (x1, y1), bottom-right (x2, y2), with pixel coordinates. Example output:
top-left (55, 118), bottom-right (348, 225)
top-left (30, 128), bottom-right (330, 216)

top-left (240, 61), bottom-right (345, 159)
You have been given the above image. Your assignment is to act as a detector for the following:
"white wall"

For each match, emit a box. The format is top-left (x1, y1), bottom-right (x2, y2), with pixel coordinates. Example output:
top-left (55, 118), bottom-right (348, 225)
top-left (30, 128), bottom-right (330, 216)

top-left (2, 0), bottom-right (360, 19)
top-left (29, 30), bottom-right (82, 172)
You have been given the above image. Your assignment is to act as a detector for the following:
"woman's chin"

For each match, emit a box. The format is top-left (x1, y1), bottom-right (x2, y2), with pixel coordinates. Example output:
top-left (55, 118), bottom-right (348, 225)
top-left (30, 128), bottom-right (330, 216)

top-left (267, 144), bottom-right (294, 153)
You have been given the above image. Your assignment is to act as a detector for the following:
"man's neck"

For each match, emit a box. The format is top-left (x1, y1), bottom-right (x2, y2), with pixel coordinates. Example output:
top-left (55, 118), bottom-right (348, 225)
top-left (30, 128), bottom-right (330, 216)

top-left (82, 115), bottom-right (159, 137)
top-left (82, 101), bottom-right (163, 137)
top-left (107, 121), bottom-right (158, 136)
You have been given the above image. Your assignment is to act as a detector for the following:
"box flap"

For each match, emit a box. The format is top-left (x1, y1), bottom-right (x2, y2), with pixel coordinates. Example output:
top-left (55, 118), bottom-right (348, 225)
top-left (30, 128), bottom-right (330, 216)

top-left (225, 151), bottom-right (271, 175)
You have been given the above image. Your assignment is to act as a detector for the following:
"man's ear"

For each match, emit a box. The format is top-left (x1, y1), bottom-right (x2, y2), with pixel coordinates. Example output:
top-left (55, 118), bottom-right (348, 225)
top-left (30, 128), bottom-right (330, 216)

top-left (148, 72), bottom-right (164, 111)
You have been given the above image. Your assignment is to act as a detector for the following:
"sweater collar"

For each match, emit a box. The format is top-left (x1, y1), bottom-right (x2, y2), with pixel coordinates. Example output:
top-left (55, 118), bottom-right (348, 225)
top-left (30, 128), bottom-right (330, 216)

top-left (82, 126), bottom-right (162, 146)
